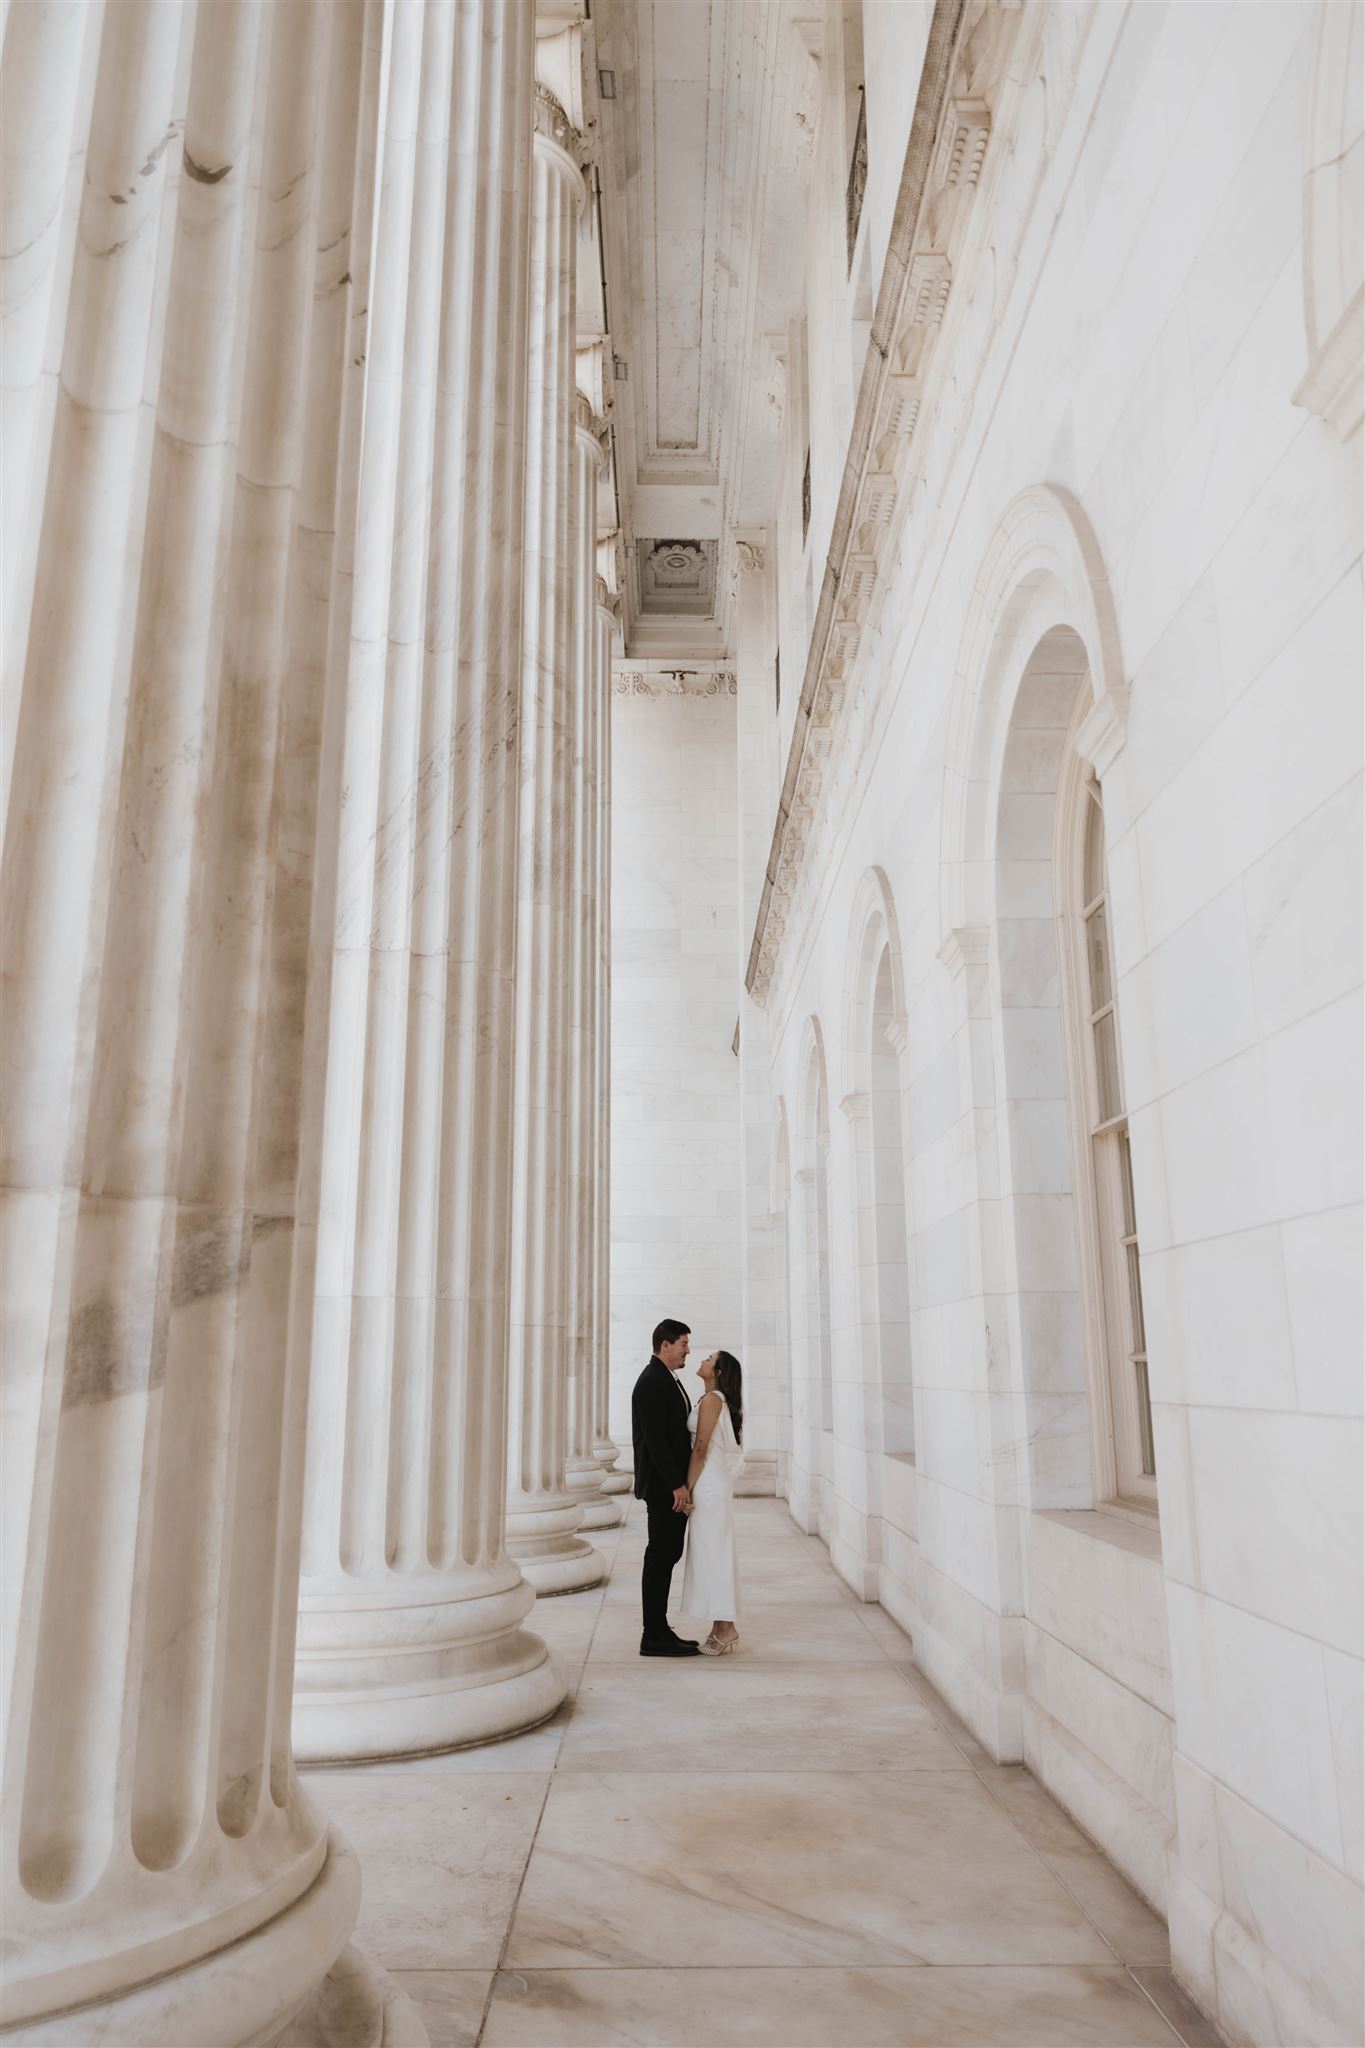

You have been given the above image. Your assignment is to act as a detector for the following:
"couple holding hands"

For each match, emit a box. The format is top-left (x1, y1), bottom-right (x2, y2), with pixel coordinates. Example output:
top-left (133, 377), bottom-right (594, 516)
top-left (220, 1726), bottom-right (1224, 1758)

top-left (631, 1318), bottom-right (745, 1658)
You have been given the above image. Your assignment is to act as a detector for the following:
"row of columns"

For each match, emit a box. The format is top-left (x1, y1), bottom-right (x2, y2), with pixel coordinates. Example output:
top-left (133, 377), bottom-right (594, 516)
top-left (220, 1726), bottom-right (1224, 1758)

top-left (1, 5), bottom-right (620, 2042)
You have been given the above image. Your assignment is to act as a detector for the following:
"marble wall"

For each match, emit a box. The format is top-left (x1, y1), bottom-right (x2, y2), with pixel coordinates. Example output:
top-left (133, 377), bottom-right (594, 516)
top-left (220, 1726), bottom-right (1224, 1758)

top-left (608, 676), bottom-right (744, 1433)
top-left (728, 5), bottom-right (1363, 2046)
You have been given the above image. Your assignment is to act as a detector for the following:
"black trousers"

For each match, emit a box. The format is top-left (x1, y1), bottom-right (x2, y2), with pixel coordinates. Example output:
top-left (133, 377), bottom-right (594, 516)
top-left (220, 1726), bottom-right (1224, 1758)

top-left (641, 1488), bottom-right (688, 1639)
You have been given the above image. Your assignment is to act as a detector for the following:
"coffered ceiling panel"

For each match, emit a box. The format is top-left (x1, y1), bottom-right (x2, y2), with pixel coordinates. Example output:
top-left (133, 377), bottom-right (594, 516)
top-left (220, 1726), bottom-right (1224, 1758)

top-left (635, 0), bottom-right (724, 473)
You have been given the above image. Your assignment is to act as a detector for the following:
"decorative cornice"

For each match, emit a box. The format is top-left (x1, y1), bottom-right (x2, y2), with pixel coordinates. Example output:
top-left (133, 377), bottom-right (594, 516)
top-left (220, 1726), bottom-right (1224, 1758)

top-left (734, 539), bottom-right (767, 576)
top-left (745, 0), bottom-right (1021, 1007)
top-left (614, 669), bottom-right (736, 699)
top-left (937, 926), bottom-right (989, 980)
top-left (534, 84), bottom-right (590, 170)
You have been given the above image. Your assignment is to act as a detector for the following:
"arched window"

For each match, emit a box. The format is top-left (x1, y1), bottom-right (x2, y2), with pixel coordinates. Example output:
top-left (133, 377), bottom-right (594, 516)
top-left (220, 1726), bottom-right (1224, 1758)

top-left (1068, 766), bottom-right (1155, 1507)
top-left (799, 1031), bottom-right (834, 1440)
top-left (843, 869), bottom-right (913, 1464)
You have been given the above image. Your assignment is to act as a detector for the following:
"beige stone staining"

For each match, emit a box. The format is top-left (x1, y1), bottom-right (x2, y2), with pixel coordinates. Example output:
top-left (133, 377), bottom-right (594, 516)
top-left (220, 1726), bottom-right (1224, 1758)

top-left (294, 0), bottom-right (564, 1766)
top-left (0, 1), bottom-right (418, 2038)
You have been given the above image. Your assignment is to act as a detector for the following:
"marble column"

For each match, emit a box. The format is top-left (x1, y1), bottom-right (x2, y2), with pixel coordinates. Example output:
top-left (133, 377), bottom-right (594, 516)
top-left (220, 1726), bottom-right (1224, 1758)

top-left (293, 0), bottom-right (563, 1763)
top-left (563, 393), bottom-right (621, 1532)
top-left (733, 539), bottom-right (783, 1496)
top-left (505, 82), bottom-right (604, 1595)
top-left (593, 569), bottom-right (631, 1494)
top-left (0, 3), bottom-right (420, 2041)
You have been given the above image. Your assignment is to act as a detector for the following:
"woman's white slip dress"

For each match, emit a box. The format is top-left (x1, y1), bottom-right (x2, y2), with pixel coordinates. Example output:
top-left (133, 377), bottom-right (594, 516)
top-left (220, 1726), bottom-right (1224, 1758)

top-left (679, 1390), bottom-right (743, 1622)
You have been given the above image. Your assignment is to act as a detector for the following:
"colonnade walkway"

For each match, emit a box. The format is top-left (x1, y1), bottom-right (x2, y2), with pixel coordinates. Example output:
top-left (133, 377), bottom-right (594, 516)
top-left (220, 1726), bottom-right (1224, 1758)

top-left (304, 1500), bottom-right (1224, 2047)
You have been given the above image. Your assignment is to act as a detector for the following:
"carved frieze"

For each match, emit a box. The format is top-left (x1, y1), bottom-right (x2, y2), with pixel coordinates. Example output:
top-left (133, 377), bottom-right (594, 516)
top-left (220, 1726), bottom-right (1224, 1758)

top-left (614, 669), bottom-right (737, 699)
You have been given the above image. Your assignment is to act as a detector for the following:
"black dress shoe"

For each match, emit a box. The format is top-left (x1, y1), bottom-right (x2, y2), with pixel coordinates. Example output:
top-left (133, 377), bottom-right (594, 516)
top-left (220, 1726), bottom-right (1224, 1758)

top-left (640, 1633), bottom-right (702, 1657)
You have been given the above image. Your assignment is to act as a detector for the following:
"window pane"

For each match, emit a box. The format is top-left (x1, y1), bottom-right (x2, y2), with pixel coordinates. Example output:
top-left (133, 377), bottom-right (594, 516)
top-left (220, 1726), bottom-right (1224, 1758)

top-left (1083, 781), bottom-right (1106, 904)
top-left (1126, 1242), bottom-right (1146, 1351)
top-left (1135, 1357), bottom-right (1156, 1476)
top-left (1085, 903), bottom-right (1112, 1011)
top-left (1118, 1126), bottom-right (1137, 1237)
top-left (1092, 1008), bottom-right (1122, 1121)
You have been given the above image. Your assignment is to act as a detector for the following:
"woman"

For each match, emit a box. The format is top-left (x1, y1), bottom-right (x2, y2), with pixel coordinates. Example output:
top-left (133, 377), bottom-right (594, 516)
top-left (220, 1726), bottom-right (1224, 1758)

top-left (680, 1350), bottom-right (745, 1653)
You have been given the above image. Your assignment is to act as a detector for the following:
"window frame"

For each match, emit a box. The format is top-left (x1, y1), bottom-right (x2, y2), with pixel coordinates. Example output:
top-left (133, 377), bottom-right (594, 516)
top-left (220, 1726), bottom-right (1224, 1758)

top-left (1056, 738), bottom-right (1157, 1517)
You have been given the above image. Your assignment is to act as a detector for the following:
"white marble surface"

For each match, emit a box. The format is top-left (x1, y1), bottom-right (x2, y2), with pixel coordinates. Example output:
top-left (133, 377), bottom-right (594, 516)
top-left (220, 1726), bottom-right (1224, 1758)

top-left (609, 688), bottom-right (745, 1431)
top-left (505, 57), bottom-right (604, 1600)
top-left (291, 0), bottom-right (559, 1767)
top-left (0, 0), bottom-right (413, 2035)
top-left (688, 6), bottom-right (1365, 2041)
top-left (303, 1502), bottom-right (1221, 2048)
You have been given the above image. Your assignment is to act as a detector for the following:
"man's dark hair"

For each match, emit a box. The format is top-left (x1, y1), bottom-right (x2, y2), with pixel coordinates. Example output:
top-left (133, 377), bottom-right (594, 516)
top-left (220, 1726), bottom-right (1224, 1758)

top-left (652, 1317), bottom-right (690, 1355)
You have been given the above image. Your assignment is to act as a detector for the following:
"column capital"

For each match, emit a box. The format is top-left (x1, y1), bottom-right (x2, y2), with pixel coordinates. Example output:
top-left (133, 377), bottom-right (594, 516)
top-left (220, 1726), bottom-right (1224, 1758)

top-left (574, 388), bottom-right (611, 461)
top-left (534, 83), bottom-right (591, 172)
top-left (734, 537), bottom-right (768, 576)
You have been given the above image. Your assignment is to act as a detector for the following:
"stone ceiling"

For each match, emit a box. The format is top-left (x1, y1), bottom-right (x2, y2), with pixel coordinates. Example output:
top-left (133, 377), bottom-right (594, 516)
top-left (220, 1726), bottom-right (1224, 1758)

top-left (592, 0), bottom-right (813, 656)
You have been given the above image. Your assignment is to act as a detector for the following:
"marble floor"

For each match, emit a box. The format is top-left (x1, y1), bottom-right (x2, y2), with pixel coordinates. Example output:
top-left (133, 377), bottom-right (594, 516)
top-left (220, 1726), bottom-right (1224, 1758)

top-left (304, 1500), bottom-right (1225, 2047)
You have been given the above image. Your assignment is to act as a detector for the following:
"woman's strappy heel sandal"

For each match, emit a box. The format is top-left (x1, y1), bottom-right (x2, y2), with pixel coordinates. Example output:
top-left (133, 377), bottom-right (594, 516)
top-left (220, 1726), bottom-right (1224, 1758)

top-left (701, 1631), bottom-right (738, 1656)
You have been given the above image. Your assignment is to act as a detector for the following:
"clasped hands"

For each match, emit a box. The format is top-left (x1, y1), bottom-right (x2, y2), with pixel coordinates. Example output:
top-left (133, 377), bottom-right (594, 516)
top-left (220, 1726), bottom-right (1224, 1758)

top-left (671, 1485), bottom-right (693, 1515)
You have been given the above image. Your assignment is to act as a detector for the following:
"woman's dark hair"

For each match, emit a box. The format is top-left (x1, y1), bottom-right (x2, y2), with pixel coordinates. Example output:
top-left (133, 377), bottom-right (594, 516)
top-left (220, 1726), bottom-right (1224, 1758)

top-left (713, 1351), bottom-right (743, 1444)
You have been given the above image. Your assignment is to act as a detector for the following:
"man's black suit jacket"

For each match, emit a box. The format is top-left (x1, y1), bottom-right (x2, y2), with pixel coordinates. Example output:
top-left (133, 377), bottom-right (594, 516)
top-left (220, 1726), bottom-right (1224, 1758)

top-left (631, 1356), bottom-right (692, 1501)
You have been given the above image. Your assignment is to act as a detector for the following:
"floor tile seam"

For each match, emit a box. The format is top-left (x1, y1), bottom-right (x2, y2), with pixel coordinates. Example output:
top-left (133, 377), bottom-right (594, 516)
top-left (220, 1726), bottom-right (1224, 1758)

top-left (476, 1961), bottom-right (1169, 1974)
top-left (479, 1766), bottom-right (557, 2047)
top-left (1126, 1964), bottom-right (1220, 2048)
top-left (575, 1655), bottom-right (911, 1669)
top-left (545, 1763), bottom-right (980, 1777)
top-left (845, 1597), bottom-right (917, 1668)
top-left (870, 1657), bottom-right (996, 1770)
top-left (964, 1763), bottom-right (1135, 1970)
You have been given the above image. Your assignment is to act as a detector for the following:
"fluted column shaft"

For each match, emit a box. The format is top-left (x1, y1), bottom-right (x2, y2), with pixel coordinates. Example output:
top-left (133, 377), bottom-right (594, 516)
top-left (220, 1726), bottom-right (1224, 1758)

top-left (505, 89), bottom-right (603, 1594)
top-left (593, 580), bottom-right (629, 1490)
top-left (563, 401), bottom-right (619, 1532)
top-left (293, 0), bottom-right (560, 1763)
top-left (0, 4), bottom-right (420, 2041)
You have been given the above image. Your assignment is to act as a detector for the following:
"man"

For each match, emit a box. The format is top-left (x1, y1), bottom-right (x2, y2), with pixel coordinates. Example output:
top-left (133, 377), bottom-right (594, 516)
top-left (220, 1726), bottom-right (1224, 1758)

top-left (632, 1318), bottom-right (702, 1656)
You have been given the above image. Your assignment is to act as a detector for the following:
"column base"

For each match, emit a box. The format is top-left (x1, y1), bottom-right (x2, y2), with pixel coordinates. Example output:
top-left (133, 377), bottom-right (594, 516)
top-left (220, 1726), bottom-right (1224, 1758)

top-left (734, 1451), bottom-right (778, 1497)
top-left (506, 1493), bottom-right (604, 1595)
top-left (294, 1570), bottom-right (566, 1763)
top-left (596, 1440), bottom-right (632, 1495)
top-left (6, 1829), bottom-right (366, 2048)
top-left (578, 1493), bottom-right (625, 1529)
top-left (566, 1451), bottom-right (623, 1530)
top-left (278, 1945), bottom-right (429, 2048)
